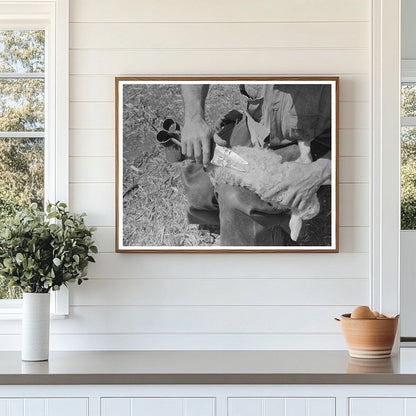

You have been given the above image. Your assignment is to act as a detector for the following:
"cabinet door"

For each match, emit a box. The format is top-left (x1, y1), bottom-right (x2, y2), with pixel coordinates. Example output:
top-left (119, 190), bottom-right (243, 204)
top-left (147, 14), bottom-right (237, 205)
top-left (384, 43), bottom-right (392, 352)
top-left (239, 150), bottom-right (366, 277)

top-left (0, 398), bottom-right (88, 416)
top-left (350, 398), bottom-right (416, 416)
top-left (101, 398), bottom-right (215, 416)
top-left (228, 398), bottom-right (335, 416)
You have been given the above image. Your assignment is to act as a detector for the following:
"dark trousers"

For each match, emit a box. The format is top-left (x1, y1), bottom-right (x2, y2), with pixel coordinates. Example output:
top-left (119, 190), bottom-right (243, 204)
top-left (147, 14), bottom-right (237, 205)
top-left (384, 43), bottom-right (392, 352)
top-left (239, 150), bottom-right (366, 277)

top-left (181, 115), bottom-right (292, 246)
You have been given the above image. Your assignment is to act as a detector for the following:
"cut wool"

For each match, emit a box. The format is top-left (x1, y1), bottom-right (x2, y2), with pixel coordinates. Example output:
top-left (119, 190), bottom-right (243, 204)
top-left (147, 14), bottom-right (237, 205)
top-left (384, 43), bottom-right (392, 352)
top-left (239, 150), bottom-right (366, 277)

top-left (209, 146), bottom-right (320, 241)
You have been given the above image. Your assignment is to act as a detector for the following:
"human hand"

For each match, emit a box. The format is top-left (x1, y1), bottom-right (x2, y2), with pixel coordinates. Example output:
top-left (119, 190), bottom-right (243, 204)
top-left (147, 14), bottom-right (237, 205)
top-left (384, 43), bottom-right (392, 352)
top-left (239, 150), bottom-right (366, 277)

top-left (264, 158), bottom-right (331, 211)
top-left (181, 116), bottom-right (213, 167)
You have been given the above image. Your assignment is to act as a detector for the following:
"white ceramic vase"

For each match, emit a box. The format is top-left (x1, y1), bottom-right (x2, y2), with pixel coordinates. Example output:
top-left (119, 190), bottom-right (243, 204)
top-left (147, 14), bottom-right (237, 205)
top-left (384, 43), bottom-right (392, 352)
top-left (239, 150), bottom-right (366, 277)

top-left (22, 292), bottom-right (50, 361)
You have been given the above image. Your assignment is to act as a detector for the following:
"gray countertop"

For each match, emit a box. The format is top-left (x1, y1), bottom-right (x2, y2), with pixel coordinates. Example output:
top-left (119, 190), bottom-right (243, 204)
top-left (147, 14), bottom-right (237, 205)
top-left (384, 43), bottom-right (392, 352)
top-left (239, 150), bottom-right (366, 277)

top-left (2, 349), bottom-right (416, 385)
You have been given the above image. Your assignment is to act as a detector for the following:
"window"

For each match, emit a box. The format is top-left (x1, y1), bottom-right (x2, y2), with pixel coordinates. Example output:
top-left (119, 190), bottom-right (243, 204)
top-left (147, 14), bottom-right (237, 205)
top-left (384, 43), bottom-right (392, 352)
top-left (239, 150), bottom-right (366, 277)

top-left (0, 0), bottom-right (69, 315)
top-left (400, 61), bottom-right (416, 340)
top-left (401, 79), bottom-right (416, 229)
top-left (0, 29), bottom-right (45, 300)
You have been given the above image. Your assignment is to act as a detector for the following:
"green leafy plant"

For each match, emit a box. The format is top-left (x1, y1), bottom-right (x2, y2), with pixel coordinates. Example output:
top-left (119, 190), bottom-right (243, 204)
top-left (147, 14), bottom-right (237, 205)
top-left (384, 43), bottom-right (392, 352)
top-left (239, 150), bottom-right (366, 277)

top-left (0, 202), bottom-right (97, 293)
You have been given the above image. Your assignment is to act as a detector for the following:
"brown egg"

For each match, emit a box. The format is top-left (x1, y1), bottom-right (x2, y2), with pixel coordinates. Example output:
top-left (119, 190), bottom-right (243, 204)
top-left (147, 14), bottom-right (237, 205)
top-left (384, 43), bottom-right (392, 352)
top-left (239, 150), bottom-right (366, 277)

top-left (373, 311), bottom-right (380, 318)
top-left (351, 306), bottom-right (376, 319)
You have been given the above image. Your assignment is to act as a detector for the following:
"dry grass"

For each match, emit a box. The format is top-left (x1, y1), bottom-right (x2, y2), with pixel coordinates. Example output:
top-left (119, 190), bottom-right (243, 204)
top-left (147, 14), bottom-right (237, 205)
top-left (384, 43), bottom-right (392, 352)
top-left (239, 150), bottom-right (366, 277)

top-left (122, 84), bottom-right (239, 247)
top-left (123, 146), bottom-right (219, 247)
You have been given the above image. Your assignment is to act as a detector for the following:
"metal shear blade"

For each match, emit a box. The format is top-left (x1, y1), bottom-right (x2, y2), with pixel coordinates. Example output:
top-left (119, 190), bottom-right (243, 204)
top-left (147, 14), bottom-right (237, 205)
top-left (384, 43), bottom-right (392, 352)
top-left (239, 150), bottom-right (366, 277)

top-left (211, 146), bottom-right (249, 172)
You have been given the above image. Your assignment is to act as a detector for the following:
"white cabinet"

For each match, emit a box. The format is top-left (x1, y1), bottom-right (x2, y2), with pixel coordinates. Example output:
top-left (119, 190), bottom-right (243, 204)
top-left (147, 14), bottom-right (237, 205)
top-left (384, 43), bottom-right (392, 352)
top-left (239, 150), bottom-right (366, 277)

top-left (5, 385), bottom-right (416, 416)
top-left (350, 398), bottom-right (416, 416)
top-left (101, 398), bottom-right (215, 416)
top-left (228, 398), bottom-right (335, 416)
top-left (0, 398), bottom-right (88, 416)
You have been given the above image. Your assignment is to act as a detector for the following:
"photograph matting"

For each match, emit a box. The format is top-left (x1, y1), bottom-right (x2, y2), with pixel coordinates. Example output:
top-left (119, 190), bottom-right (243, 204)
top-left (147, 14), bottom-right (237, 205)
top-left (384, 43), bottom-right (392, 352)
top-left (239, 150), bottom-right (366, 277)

top-left (115, 77), bottom-right (339, 253)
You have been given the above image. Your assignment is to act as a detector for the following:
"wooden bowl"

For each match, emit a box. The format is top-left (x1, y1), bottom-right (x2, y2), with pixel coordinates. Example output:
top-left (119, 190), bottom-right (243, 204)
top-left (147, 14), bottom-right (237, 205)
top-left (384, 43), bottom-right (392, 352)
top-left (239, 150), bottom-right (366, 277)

top-left (337, 313), bottom-right (399, 359)
top-left (347, 357), bottom-right (395, 373)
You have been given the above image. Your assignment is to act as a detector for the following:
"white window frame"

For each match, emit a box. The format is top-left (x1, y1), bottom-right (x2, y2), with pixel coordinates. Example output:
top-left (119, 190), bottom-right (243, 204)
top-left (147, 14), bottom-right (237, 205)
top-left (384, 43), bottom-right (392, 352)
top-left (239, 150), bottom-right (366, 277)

top-left (401, 60), bottom-right (416, 241)
top-left (399, 59), bottom-right (416, 340)
top-left (0, 0), bottom-right (69, 317)
top-left (371, 0), bottom-right (401, 323)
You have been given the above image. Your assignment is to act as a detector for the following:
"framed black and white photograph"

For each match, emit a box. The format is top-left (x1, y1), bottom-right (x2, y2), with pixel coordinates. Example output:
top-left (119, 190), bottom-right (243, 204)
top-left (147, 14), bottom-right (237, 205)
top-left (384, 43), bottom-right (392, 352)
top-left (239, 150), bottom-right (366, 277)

top-left (116, 77), bottom-right (339, 252)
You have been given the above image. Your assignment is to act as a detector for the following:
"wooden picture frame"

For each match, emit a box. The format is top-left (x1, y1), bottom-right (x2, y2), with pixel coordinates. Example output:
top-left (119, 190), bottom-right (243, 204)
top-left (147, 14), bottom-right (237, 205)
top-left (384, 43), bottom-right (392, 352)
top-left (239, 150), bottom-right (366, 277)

top-left (116, 77), bottom-right (339, 253)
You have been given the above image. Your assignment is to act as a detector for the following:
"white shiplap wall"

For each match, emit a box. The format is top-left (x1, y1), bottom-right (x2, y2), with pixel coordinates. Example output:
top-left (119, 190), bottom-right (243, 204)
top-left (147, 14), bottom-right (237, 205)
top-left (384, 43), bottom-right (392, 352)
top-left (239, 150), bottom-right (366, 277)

top-left (58, 0), bottom-right (371, 350)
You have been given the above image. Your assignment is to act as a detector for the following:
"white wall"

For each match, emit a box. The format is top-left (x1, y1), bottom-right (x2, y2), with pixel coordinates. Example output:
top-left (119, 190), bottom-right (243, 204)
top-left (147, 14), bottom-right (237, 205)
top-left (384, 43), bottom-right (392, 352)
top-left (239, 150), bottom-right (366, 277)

top-left (59, 0), bottom-right (371, 350)
top-left (402, 0), bottom-right (416, 59)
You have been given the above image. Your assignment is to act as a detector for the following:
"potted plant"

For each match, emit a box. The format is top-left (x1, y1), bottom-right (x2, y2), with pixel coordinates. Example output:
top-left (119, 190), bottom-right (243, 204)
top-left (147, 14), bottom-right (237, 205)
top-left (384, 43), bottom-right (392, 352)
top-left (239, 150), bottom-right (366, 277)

top-left (0, 202), bottom-right (97, 361)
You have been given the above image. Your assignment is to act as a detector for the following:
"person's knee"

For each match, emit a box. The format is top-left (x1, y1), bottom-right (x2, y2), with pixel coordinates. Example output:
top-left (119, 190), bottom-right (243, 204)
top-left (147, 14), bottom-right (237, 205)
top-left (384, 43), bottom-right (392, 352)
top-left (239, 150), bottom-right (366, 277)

top-left (216, 184), bottom-right (245, 213)
top-left (181, 164), bottom-right (216, 210)
top-left (217, 184), bottom-right (272, 216)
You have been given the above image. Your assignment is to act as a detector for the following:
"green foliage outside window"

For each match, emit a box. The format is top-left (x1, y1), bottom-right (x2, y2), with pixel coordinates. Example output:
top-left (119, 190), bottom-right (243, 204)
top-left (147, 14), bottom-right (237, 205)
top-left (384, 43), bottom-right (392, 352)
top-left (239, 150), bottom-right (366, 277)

top-left (0, 30), bottom-right (45, 298)
top-left (401, 84), bottom-right (416, 230)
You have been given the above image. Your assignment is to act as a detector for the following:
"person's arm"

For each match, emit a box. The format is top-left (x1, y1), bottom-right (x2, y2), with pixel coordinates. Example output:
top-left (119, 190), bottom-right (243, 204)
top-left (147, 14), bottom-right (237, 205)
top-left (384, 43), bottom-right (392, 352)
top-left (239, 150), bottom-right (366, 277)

top-left (292, 152), bottom-right (331, 210)
top-left (181, 84), bottom-right (212, 167)
top-left (264, 152), bottom-right (331, 211)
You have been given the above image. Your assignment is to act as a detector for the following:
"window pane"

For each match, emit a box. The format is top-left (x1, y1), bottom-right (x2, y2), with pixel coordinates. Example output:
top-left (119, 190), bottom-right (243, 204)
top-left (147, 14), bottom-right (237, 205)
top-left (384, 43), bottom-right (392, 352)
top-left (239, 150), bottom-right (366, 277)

top-left (0, 30), bottom-right (45, 73)
top-left (0, 29), bottom-right (45, 301)
top-left (0, 284), bottom-right (22, 300)
top-left (0, 137), bottom-right (43, 300)
top-left (0, 78), bottom-right (44, 132)
top-left (402, 83), bottom-right (416, 117)
top-left (0, 137), bottom-right (44, 218)
top-left (401, 127), bottom-right (416, 230)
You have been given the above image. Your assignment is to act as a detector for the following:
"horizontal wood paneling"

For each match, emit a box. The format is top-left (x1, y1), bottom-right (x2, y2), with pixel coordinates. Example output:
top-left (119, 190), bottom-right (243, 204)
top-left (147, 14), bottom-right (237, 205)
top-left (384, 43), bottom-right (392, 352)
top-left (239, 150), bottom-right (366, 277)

top-left (69, 130), bottom-right (114, 157)
top-left (339, 184), bottom-right (369, 227)
top-left (91, 226), bottom-right (369, 254)
top-left (0, 305), bottom-right (354, 335)
top-left (69, 102), bottom-right (368, 130)
top-left (0, 333), bottom-right (347, 350)
top-left (71, 276), bottom-right (368, 306)
top-left (69, 0), bottom-right (369, 23)
top-left (339, 157), bottom-right (368, 183)
top-left (70, 22), bottom-right (368, 50)
top-left (69, 183), bottom-right (114, 226)
top-left (339, 102), bottom-right (368, 129)
top-left (58, 306), bottom-right (352, 334)
top-left (70, 76), bottom-right (115, 102)
top-left (339, 129), bottom-right (369, 157)
top-left (61, 0), bottom-right (372, 351)
top-left (85, 253), bottom-right (369, 279)
top-left (71, 277), bottom-right (368, 306)
top-left (70, 157), bottom-right (114, 183)
top-left (91, 227), bottom-right (115, 253)
top-left (69, 49), bottom-right (368, 76)
top-left (339, 227), bottom-right (369, 253)
top-left (70, 103), bottom-right (112, 129)
top-left (69, 74), bottom-right (369, 103)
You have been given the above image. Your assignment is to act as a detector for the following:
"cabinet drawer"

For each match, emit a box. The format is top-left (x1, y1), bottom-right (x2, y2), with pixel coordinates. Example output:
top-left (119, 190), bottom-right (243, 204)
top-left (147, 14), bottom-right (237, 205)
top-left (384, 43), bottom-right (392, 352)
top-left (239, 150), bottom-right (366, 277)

top-left (0, 398), bottom-right (88, 416)
top-left (349, 398), bottom-right (416, 416)
top-left (228, 397), bottom-right (335, 416)
top-left (101, 397), bottom-right (215, 416)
